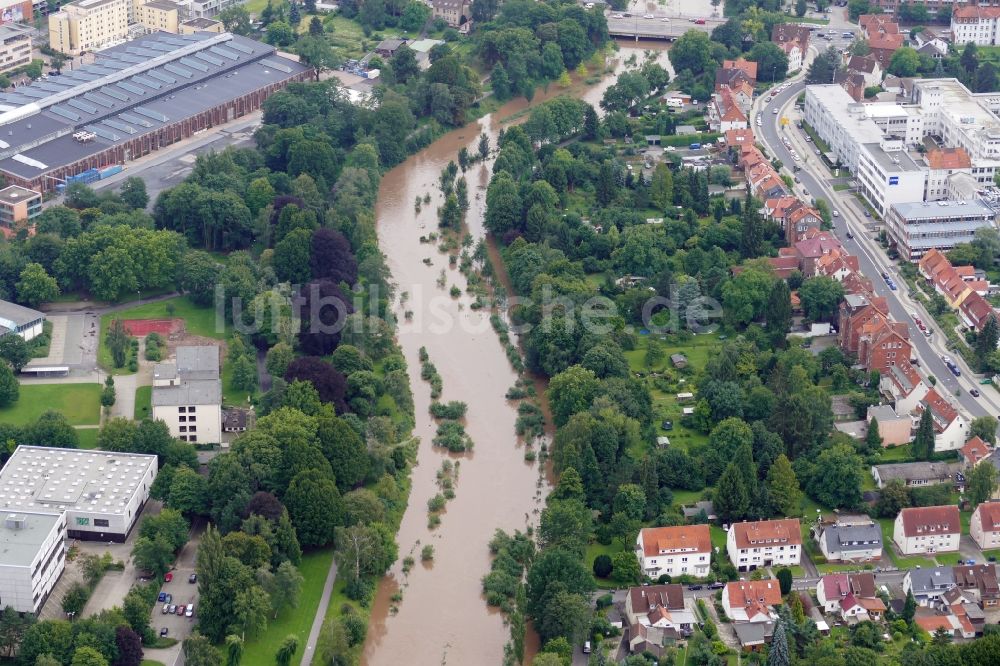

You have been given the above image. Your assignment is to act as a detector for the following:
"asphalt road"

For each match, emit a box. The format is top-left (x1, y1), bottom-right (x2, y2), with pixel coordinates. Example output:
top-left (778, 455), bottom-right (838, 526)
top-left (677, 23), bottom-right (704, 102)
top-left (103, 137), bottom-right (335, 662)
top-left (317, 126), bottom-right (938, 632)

top-left (755, 80), bottom-right (1000, 426)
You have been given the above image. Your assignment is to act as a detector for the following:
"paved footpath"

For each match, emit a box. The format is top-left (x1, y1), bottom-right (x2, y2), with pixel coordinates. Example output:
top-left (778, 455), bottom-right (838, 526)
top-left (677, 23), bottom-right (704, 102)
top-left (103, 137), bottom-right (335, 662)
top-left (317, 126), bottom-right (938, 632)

top-left (299, 560), bottom-right (339, 666)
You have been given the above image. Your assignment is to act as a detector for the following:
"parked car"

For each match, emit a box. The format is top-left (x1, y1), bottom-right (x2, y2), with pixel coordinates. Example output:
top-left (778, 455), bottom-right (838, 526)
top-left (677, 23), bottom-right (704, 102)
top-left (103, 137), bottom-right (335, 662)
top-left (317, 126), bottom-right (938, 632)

top-left (189, 573), bottom-right (197, 584)
top-left (161, 604), bottom-right (169, 614)
top-left (864, 210), bottom-right (871, 217)
top-left (951, 365), bottom-right (961, 377)
top-left (164, 594), bottom-right (172, 604)
top-left (186, 605), bottom-right (194, 618)
top-left (176, 605), bottom-right (185, 616)
top-left (164, 572), bottom-right (173, 583)
top-left (833, 210), bottom-right (839, 217)
top-left (970, 389), bottom-right (981, 397)
top-left (168, 605), bottom-right (176, 614)
top-left (160, 628), bottom-right (168, 637)
top-left (708, 582), bottom-right (726, 589)
top-left (158, 592), bottom-right (167, 602)
top-left (688, 584), bottom-right (703, 590)
top-left (846, 231), bottom-right (853, 239)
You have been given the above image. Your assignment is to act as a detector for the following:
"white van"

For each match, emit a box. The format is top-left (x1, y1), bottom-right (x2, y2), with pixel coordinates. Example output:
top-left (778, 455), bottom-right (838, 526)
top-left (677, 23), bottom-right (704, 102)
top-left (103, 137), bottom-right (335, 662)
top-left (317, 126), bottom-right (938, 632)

top-left (583, 641), bottom-right (592, 654)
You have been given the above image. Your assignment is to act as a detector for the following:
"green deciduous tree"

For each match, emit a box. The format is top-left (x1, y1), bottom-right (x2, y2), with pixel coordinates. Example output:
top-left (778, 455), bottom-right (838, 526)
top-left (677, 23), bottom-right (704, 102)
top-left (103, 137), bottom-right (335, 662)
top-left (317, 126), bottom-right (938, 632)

top-left (106, 318), bottom-right (129, 368)
top-left (16, 263), bottom-right (59, 306)
top-left (969, 462), bottom-right (998, 506)
top-left (0, 362), bottom-right (17, 408)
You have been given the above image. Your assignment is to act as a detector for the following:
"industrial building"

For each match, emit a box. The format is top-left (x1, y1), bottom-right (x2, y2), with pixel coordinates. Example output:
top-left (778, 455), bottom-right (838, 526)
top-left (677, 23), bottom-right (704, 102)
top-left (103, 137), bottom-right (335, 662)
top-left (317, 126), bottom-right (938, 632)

top-left (0, 31), bottom-right (310, 192)
top-left (0, 511), bottom-right (66, 613)
top-left (0, 446), bottom-right (158, 542)
top-left (886, 200), bottom-right (999, 260)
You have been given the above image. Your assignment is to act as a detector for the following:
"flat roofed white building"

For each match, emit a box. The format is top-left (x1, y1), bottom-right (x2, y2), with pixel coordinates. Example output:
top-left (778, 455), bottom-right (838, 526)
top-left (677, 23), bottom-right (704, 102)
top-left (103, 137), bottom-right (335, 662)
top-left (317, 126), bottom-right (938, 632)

top-left (152, 345), bottom-right (222, 444)
top-left (887, 199), bottom-right (998, 260)
top-left (0, 299), bottom-right (44, 341)
top-left (803, 85), bottom-right (883, 171)
top-left (0, 510), bottom-right (66, 613)
top-left (0, 446), bottom-right (157, 542)
top-left (856, 141), bottom-right (928, 217)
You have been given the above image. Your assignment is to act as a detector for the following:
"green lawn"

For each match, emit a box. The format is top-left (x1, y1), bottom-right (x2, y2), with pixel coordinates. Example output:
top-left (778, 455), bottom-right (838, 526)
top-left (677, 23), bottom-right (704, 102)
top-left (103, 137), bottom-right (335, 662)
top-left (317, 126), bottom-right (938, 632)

top-left (934, 552), bottom-right (964, 567)
top-left (238, 548), bottom-right (335, 666)
top-left (134, 385), bottom-right (152, 420)
top-left (77, 428), bottom-right (99, 449)
top-left (221, 360), bottom-right (255, 408)
top-left (710, 526), bottom-right (728, 552)
top-left (99, 296), bottom-right (225, 373)
top-left (878, 444), bottom-right (914, 462)
top-left (0, 384), bottom-right (101, 425)
top-left (586, 539), bottom-right (626, 588)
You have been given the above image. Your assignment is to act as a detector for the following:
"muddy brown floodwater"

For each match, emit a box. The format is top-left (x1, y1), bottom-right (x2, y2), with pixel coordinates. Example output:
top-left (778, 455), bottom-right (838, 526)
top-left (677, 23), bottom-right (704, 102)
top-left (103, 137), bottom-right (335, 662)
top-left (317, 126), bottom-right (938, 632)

top-left (361, 41), bottom-right (671, 666)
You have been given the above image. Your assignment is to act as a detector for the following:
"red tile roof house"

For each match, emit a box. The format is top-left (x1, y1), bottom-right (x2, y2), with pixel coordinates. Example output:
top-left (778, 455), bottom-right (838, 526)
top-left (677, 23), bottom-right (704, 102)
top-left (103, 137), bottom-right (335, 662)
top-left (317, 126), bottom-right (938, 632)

top-left (953, 564), bottom-right (1000, 608)
top-left (961, 436), bottom-right (993, 468)
top-left (971, 502), bottom-right (1000, 552)
top-left (709, 86), bottom-right (749, 132)
top-left (814, 249), bottom-right (859, 281)
top-left (721, 580), bottom-right (783, 622)
top-left (794, 230), bottom-right (844, 277)
top-left (840, 271), bottom-right (875, 299)
top-left (880, 362), bottom-right (928, 414)
top-left (838, 292), bottom-right (889, 355)
top-left (915, 388), bottom-right (968, 452)
top-left (724, 128), bottom-right (754, 150)
top-left (635, 525), bottom-right (712, 579)
top-left (859, 14), bottom-right (900, 40)
top-left (772, 24), bottom-right (810, 73)
top-left (727, 519), bottom-right (802, 572)
top-left (959, 293), bottom-right (997, 332)
top-left (857, 317), bottom-right (911, 374)
top-left (816, 573), bottom-right (886, 620)
top-left (893, 505), bottom-right (961, 556)
top-left (721, 58), bottom-right (758, 84)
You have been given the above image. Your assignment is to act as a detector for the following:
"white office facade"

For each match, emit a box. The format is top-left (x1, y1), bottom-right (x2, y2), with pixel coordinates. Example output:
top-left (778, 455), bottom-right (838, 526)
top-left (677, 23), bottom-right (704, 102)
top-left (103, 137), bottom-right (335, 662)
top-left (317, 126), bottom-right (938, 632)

top-left (0, 446), bottom-right (157, 542)
top-left (0, 511), bottom-right (66, 613)
top-left (886, 200), bottom-right (998, 260)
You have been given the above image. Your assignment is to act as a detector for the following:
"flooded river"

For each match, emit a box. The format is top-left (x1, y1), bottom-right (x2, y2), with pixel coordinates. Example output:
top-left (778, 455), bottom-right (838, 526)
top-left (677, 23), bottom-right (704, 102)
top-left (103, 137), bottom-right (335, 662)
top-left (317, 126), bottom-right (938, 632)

top-left (361, 41), bottom-right (671, 666)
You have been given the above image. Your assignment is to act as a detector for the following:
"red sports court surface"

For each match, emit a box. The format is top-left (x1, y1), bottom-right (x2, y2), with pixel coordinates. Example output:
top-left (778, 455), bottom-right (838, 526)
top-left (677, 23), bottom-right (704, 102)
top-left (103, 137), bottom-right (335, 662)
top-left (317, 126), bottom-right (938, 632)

top-left (121, 319), bottom-right (182, 336)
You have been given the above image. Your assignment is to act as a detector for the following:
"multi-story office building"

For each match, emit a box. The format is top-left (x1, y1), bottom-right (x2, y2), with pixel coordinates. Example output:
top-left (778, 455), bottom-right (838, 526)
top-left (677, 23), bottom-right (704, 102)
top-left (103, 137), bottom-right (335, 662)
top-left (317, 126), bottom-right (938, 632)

top-left (0, 511), bottom-right (66, 613)
top-left (886, 200), bottom-right (998, 260)
top-left (0, 185), bottom-right (41, 226)
top-left (48, 0), bottom-right (129, 56)
top-left (855, 139), bottom-right (927, 217)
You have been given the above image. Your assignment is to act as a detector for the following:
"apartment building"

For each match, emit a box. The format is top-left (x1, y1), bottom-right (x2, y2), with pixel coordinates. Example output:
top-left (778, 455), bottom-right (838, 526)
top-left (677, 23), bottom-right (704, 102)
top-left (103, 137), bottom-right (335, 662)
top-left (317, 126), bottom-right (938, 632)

top-left (727, 519), bottom-right (801, 572)
top-left (971, 502), bottom-right (1000, 550)
top-left (952, 6), bottom-right (1000, 46)
top-left (886, 200), bottom-right (998, 261)
top-left (894, 505), bottom-right (961, 556)
top-left (133, 0), bottom-right (179, 33)
top-left (0, 24), bottom-right (30, 74)
top-left (635, 525), bottom-right (711, 579)
top-left (49, 0), bottom-right (129, 56)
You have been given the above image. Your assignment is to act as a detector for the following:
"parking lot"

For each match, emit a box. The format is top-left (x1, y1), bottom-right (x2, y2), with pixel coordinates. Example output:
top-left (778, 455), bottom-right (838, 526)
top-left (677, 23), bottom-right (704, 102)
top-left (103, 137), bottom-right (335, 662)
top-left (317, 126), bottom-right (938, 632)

top-left (150, 525), bottom-right (202, 643)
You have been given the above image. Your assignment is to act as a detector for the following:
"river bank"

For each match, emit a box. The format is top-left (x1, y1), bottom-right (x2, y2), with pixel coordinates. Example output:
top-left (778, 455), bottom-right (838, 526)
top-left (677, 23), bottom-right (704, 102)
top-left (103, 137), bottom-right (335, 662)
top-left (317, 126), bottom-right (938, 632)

top-left (361, 40), bottom-right (672, 666)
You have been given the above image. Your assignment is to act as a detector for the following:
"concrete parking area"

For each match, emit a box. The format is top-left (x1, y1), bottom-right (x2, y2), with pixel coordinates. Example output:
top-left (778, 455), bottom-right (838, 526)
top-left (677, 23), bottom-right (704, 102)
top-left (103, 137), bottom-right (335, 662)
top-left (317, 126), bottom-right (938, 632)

top-left (149, 522), bottom-right (203, 644)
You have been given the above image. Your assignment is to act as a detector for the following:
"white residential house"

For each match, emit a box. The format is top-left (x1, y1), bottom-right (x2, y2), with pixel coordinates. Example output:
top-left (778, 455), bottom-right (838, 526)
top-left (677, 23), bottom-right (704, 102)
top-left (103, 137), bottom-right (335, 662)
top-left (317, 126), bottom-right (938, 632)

top-left (971, 502), bottom-right (1000, 550)
top-left (152, 345), bottom-right (223, 444)
top-left (893, 505), bottom-right (961, 556)
top-left (635, 525), bottom-right (712, 579)
top-left (904, 566), bottom-right (957, 605)
top-left (727, 519), bottom-right (802, 572)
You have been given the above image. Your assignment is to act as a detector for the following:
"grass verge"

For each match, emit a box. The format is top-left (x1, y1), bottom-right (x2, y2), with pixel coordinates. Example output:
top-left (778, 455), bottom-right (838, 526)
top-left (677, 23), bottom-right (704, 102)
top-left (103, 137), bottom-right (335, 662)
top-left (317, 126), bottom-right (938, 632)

top-left (135, 385), bottom-right (152, 420)
top-left (238, 548), bottom-right (335, 666)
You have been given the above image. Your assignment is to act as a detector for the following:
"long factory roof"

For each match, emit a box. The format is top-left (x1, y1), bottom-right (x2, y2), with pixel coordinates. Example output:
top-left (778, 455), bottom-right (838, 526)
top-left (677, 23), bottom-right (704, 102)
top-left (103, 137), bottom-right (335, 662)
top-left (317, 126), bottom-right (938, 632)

top-left (0, 31), bottom-right (309, 180)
